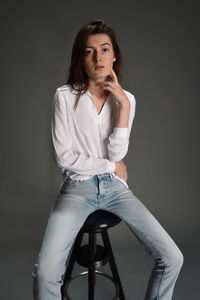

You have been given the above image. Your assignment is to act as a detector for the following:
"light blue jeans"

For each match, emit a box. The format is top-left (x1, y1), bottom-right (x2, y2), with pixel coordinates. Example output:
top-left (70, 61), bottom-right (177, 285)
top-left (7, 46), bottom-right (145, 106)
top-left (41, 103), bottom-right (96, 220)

top-left (32, 173), bottom-right (183, 300)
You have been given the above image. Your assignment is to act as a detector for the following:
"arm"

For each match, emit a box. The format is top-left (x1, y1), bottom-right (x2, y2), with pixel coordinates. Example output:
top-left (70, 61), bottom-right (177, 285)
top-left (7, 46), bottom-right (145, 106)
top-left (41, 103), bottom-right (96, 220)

top-left (51, 89), bottom-right (116, 176)
top-left (107, 92), bottom-right (136, 162)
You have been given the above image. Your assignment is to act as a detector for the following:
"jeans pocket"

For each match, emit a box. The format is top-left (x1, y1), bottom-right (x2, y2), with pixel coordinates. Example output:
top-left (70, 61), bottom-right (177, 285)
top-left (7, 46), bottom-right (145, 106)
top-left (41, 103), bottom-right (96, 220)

top-left (59, 178), bottom-right (81, 194)
top-left (114, 177), bottom-right (129, 189)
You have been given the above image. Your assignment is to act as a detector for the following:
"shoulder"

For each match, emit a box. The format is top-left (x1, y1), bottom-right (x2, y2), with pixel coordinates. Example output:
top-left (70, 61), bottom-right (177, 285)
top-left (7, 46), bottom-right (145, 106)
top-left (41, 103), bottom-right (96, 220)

top-left (53, 84), bottom-right (78, 104)
top-left (55, 84), bottom-right (75, 96)
top-left (122, 88), bottom-right (136, 106)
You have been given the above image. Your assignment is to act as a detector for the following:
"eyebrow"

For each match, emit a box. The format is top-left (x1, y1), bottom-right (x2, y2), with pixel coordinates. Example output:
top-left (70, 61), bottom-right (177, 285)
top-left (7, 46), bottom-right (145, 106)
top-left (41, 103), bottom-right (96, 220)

top-left (86, 42), bottom-right (111, 48)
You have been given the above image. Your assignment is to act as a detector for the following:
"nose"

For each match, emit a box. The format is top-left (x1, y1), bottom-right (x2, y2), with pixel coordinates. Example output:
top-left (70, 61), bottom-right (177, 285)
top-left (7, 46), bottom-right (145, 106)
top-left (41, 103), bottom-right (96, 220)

top-left (93, 50), bottom-right (102, 62)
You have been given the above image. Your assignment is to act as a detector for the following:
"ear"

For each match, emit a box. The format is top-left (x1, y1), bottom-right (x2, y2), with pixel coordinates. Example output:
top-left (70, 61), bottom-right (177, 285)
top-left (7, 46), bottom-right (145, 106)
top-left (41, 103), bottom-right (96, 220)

top-left (113, 57), bottom-right (116, 62)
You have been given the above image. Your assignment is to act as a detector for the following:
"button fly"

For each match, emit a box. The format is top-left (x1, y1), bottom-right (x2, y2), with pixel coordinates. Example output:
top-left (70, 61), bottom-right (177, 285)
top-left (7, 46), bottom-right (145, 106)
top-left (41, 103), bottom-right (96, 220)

top-left (96, 175), bottom-right (107, 195)
top-left (99, 181), bottom-right (105, 195)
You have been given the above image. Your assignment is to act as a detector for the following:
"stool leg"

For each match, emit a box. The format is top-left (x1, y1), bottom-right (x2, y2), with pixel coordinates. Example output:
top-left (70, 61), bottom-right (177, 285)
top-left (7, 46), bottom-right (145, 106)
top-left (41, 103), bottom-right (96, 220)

top-left (61, 230), bottom-right (84, 299)
top-left (101, 231), bottom-right (126, 300)
top-left (88, 232), bottom-right (96, 300)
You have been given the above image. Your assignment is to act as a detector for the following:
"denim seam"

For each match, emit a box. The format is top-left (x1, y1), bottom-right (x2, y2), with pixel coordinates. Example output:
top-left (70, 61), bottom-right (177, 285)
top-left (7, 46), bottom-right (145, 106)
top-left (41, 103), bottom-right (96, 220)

top-left (123, 218), bottom-right (168, 300)
top-left (154, 264), bottom-right (166, 300)
top-left (125, 216), bottom-right (168, 265)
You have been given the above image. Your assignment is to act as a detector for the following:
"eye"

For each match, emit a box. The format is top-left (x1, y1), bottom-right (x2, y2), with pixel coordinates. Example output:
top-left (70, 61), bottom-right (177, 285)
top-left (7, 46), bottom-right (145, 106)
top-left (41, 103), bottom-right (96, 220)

top-left (103, 48), bottom-right (109, 52)
top-left (85, 49), bottom-right (93, 55)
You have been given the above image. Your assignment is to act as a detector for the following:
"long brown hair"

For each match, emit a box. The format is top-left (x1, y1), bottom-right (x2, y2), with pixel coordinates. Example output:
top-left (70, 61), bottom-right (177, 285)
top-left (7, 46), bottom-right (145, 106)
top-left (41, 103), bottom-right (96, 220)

top-left (65, 19), bottom-right (122, 111)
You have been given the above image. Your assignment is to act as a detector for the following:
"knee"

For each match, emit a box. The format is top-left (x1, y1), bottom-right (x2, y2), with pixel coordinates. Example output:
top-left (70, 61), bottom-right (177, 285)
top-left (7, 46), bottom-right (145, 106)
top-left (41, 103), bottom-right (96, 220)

top-left (32, 262), bottom-right (46, 283)
top-left (174, 249), bottom-right (184, 269)
top-left (167, 247), bottom-right (184, 270)
top-left (33, 261), bottom-right (60, 285)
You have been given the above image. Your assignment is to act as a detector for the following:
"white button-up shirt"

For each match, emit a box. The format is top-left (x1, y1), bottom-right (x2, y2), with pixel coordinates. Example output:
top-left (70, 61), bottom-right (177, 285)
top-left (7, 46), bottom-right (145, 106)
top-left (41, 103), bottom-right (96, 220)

top-left (51, 84), bottom-right (136, 188)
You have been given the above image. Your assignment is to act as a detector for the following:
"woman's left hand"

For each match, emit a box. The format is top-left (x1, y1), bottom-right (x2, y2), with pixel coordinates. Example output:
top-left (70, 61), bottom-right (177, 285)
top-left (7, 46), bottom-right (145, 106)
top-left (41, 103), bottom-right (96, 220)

top-left (99, 67), bottom-right (130, 106)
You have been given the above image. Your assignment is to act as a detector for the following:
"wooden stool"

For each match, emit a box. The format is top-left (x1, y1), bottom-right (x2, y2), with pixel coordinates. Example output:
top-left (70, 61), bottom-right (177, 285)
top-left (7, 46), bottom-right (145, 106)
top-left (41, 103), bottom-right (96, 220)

top-left (61, 209), bottom-right (126, 300)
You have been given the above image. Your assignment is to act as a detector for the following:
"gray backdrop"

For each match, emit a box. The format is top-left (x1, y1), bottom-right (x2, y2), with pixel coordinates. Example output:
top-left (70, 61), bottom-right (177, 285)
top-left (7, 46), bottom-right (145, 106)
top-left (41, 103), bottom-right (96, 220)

top-left (1, 0), bottom-right (199, 299)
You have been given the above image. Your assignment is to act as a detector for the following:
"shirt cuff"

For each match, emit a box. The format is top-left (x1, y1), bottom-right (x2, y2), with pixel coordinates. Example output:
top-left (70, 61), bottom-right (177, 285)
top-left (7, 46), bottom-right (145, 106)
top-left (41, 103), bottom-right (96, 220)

top-left (113, 127), bottom-right (129, 138)
top-left (107, 161), bottom-right (116, 173)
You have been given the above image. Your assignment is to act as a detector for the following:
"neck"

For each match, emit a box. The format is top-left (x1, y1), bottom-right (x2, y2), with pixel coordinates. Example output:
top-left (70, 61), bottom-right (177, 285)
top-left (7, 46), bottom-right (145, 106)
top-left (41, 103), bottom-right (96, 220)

top-left (88, 77), bottom-right (109, 99)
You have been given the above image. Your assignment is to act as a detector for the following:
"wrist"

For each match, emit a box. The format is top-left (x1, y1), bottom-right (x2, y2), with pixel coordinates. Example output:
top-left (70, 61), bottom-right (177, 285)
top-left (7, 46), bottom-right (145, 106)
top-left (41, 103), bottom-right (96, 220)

top-left (119, 99), bottom-right (130, 109)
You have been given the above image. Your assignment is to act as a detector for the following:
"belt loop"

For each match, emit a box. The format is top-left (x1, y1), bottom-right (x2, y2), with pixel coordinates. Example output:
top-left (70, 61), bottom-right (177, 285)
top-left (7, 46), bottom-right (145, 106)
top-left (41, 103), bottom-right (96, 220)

top-left (109, 173), bottom-right (114, 181)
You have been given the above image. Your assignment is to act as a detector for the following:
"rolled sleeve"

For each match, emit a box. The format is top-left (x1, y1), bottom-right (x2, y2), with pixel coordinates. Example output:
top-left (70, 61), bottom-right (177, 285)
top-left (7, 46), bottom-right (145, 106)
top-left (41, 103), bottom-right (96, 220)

top-left (112, 127), bottom-right (129, 138)
top-left (107, 92), bottom-right (136, 162)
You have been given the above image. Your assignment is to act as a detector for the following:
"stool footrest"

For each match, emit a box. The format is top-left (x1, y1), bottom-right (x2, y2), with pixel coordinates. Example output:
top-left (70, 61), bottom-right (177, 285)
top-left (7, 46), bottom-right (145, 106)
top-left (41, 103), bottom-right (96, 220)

top-left (63, 270), bottom-right (120, 300)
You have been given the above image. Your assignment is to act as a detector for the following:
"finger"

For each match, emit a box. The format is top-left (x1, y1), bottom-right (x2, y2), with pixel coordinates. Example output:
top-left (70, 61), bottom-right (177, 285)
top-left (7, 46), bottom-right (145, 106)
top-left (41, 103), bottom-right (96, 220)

top-left (100, 84), bottom-right (113, 92)
top-left (100, 81), bottom-right (114, 89)
top-left (109, 67), bottom-right (118, 83)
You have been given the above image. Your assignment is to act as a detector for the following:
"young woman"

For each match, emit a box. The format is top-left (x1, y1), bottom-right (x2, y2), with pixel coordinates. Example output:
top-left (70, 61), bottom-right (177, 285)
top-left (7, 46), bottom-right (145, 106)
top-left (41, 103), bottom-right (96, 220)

top-left (32, 19), bottom-right (183, 300)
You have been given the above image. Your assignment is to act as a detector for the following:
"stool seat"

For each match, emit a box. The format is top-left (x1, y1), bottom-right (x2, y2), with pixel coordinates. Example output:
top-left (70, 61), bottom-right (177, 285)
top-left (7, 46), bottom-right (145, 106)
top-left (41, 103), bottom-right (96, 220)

top-left (83, 209), bottom-right (122, 233)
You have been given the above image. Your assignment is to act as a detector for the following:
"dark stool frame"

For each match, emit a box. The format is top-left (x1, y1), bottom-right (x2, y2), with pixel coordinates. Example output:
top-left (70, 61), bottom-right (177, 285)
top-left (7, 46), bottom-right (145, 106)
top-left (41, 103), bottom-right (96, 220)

top-left (61, 209), bottom-right (126, 300)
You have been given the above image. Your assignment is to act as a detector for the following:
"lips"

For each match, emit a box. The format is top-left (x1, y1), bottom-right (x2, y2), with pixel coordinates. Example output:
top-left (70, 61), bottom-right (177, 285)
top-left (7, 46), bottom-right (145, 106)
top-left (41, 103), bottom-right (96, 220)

top-left (95, 66), bottom-right (104, 70)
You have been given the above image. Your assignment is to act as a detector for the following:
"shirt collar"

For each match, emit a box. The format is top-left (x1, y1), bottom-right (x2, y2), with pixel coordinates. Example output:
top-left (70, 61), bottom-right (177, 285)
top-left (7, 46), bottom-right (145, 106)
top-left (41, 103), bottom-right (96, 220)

top-left (85, 89), bottom-right (112, 102)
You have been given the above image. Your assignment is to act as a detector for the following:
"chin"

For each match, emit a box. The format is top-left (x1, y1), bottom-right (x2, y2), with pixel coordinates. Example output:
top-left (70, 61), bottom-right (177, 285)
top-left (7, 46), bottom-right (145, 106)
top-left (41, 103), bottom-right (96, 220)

top-left (91, 74), bottom-right (107, 80)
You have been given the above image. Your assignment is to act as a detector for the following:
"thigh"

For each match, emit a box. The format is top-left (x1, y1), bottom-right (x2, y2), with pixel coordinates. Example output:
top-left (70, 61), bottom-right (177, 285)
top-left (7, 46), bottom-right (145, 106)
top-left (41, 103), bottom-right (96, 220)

top-left (36, 180), bottom-right (96, 269)
top-left (104, 181), bottom-right (181, 262)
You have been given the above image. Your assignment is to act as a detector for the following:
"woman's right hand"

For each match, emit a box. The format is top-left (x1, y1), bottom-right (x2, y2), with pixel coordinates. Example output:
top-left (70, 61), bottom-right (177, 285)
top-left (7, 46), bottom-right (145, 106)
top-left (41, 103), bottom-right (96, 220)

top-left (114, 160), bottom-right (128, 182)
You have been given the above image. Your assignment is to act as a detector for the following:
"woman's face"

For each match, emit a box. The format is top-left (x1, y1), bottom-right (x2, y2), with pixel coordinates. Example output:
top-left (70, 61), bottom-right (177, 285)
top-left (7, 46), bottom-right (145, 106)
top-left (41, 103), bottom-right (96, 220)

top-left (83, 33), bottom-right (116, 81)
